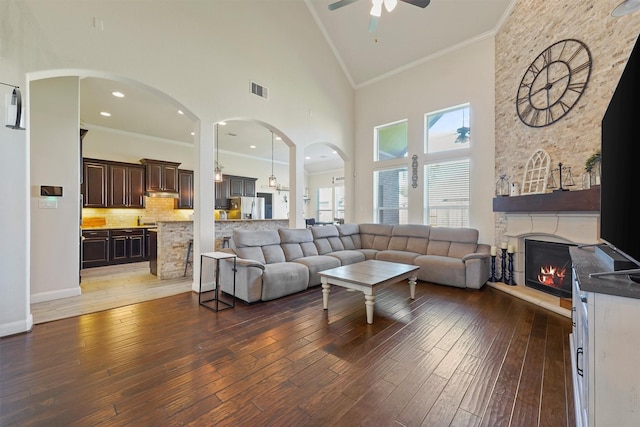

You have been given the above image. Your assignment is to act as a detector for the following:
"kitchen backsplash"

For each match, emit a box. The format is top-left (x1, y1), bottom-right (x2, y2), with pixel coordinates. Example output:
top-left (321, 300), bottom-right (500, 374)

top-left (82, 197), bottom-right (192, 228)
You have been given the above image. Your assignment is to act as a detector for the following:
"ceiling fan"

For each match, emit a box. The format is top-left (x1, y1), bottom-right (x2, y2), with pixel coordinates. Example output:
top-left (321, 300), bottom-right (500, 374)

top-left (328, 0), bottom-right (431, 32)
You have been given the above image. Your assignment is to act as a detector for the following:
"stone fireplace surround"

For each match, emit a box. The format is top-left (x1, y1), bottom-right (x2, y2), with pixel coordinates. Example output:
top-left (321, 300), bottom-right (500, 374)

top-left (489, 211), bottom-right (599, 318)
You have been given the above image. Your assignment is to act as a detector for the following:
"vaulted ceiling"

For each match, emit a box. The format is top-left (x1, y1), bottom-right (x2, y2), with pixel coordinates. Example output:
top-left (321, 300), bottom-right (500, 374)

top-left (79, 0), bottom-right (513, 174)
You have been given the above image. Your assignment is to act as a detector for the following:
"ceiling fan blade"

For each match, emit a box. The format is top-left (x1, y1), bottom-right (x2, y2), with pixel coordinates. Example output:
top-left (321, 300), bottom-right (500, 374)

top-left (368, 15), bottom-right (380, 32)
top-left (400, 0), bottom-right (430, 7)
top-left (328, 0), bottom-right (360, 11)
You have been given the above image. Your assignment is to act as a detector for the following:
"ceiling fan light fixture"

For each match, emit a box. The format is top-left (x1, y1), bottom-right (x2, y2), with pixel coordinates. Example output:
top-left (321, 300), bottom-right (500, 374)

top-left (370, 0), bottom-right (383, 16)
top-left (384, 0), bottom-right (397, 12)
top-left (612, 0), bottom-right (640, 16)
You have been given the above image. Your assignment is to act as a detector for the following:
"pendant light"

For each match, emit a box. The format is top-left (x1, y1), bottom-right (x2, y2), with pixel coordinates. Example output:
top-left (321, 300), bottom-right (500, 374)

top-left (268, 130), bottom-right (277, 188)
top-left (214, 122), bottom-right (223, 182)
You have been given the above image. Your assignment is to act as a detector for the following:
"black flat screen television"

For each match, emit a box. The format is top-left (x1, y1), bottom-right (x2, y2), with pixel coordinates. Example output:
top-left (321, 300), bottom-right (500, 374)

top-left (600, 32), bottom-right (640, 269)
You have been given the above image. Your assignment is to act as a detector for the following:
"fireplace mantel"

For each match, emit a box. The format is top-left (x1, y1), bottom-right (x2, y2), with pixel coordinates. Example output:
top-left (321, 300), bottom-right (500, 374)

top-left (493, 187), bottom-right (600, 213)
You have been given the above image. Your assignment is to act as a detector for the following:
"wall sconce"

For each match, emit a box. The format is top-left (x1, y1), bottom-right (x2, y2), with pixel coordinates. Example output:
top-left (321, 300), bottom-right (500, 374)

top-left (268, 130), bottom-right (277, 188)
top-left (3, 82), bottom-right (25, 130)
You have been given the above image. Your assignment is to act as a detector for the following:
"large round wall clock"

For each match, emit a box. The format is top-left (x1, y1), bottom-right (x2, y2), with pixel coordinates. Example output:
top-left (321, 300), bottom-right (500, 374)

top-left (516, 39), bottom-right (592, 128)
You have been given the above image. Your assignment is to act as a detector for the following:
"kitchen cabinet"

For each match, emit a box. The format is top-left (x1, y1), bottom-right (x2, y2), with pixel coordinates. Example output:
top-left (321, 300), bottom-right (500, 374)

top-left (110, 228), bottom-right (145, 264)
top-left (109, 163), bottom-right (145, 208)
top-left (82, 158), bottom-right (145, 208)
top-left (228, 175), bottom-right (257, 197)
top-left (140, 158), bottom-right (180, 193)
top-left (215, 178), bottom-right (229, 209)
top-left (82, 160), bottom-right (108, 208)
top-left (569, 247), bottom-right (640, 427)
top-left (176, 169), bottom-right (194, 209)
top-left (81, 230), bottom-right (110, 268)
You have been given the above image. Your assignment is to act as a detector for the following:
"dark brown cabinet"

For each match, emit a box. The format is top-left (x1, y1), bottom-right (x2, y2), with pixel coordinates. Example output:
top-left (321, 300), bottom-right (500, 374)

top-left (176, 169), bottom-right (194, 209)
top-left (110, 229), bottom-right (145, 264)
top-left (82, 160), bottom-right (108, 208)
top-left (215, 178), bottom-right (230, 209)
top-left (108, 164), bottom-right (145, 208)
top-left (140, 158), bottom-right (180, 193)
top-left (82, 159), bottom-right (146, 208)
top-left (228, 175), bottom-right (257, 197)
top-left (81, 230), bottom-right (110, 268)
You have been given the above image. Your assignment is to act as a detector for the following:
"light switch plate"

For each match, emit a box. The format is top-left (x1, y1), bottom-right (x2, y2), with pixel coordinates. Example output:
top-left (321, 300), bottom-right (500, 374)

top-left (39, 199), bottom-right (58, 209)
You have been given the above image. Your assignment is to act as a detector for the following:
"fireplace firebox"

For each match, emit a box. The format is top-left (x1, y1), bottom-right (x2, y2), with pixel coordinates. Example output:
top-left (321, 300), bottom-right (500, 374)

top-left (524, 239), bottom-right (575, 298)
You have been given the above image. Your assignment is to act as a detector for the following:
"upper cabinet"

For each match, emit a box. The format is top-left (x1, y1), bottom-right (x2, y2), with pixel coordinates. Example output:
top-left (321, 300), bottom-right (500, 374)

top-left (82, 160), bottom-right (108, 207)
top-left (228, 175), bottom-right (257, 197)
top-left (82, 158), bottom-right (145, 208)
top-left (176, 169), bottom-right (194, 209)
top-left (140, 158), bottom-right (180, 194)
top-left (215, 179), bottom-right (230, 209)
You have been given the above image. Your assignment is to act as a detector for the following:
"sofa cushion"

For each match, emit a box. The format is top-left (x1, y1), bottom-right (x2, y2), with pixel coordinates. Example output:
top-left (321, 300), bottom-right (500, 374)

top-left (359, 223), bottom-right (393, 250)
top-left (261, 262), bottom-right (309, 301)
top-left (279, 228), bottom-right (319, 261)
top-left (293, 255), bottom-right (341, 287)
top-left (388, 224), bottom-right (431, 254)
top-left (428, 227), bottom-right (479, 258)
top-left (311, 225), bottom-right (346, 254)
top-left (337, 223), bottom-right (362, 249)
top-left (234, 229), bottom-right (285, 264)
top-left (326, 250), bottom-right (366, 265)
top-left (413, 255), bottom-right (467, 288)
top-left (375, 250), bottom-right (421, 265)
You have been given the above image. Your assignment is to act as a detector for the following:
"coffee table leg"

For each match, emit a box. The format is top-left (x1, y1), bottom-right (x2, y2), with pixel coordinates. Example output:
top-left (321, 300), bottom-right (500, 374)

top-left (322, 280), bottom-right (330, 310)
top-left (365, 294), bottom-right (375, 324)
top-left (409, 275), bottom-right (417, 299)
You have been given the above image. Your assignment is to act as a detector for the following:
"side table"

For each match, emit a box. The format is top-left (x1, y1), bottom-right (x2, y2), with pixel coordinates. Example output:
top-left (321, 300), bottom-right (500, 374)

top-left (199, 251), bottom-right (237, 312)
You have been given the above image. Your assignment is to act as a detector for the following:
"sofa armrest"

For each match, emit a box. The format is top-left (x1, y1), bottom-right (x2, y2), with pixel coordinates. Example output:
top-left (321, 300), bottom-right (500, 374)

top-left (461, 252), bottom-right (490, 262)
top-left (232, 257), bottom-right (266, 270)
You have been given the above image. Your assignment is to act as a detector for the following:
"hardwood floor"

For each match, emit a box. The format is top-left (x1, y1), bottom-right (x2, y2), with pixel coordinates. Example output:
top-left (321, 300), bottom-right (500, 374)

top-left (30, 263), bottom-right (193, 324)
top-left (1, 280), bottom-right (575, 426)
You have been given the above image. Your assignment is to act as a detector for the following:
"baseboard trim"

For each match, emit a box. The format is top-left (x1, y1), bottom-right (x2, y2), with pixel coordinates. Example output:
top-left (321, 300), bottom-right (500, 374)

top-left (0, 314), bottom-right (34, 337)
top-left (31, 286), bottom-right (81, 304)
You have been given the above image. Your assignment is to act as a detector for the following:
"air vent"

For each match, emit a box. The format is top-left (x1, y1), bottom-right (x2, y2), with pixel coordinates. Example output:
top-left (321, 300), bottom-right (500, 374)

top-left (251, 81), bottom-right (269, 99)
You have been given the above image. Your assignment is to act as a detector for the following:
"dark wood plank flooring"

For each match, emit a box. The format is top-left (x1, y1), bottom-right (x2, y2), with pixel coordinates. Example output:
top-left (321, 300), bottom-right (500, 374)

top-left (0, 281), bottom-right (575, 426)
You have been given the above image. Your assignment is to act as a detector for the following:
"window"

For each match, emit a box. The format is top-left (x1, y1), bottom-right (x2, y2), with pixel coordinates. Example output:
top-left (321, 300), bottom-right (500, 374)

top-left (424, 159), bottom-right (470, 227)
top-left (374, 167), bottom-right (408, 225)
top-left (375, 120), bottom-right (408, 161)
top-left (426, 105), bottom-right (470, 153)
top-left (424, 104), bottom-right (471, 227)
top-left (316, 185), bottom-right (344, 222)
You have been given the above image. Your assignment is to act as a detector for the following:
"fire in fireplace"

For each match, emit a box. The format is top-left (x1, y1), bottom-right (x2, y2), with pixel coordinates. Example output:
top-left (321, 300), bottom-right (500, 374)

top-left (524, 239), bottom-right (575, 298)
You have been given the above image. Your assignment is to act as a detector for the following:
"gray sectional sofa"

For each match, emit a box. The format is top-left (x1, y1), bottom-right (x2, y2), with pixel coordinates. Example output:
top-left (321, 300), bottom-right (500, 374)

top-left (218, 223), bottom-right (491, 304)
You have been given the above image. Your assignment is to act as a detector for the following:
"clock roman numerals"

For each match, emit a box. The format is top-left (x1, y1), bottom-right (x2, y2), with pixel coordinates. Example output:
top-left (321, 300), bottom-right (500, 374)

top-left (516, 39), bottom-right (592, 128)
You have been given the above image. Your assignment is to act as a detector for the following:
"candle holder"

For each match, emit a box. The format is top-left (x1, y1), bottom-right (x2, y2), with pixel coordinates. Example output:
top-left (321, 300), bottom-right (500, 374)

top-left (489, 255), bottom-right (498, 282)
top-left (500, 248), bottom-right (507, 283)
top-left (506, 252), bottom-right (516, 285)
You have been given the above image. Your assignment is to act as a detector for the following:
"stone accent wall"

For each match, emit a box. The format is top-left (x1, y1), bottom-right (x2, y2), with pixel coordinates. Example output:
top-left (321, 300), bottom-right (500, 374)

top-left (495, 0), bottom-right (640, 241)
top-left (214, 219), bottom-right (290, 251)
top-left (157, 221), bottom-right (193, 279)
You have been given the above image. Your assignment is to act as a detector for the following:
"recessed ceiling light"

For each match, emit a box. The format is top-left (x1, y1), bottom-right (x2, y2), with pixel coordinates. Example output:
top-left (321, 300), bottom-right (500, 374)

top-left (111, 91), bottom-right (125, 98)
top-left (177, 110), bottom-right (184, 115)
top-left (305, 156), bottom-right (311, 160)
top-left (250, 145), bottom-right (256, 149)
top-left (276, 136), bottom-right (282, 140)
top-left (100, 111), bottom-right (111, 117)
top-left (219, 121), bottom-right (226, 125)
top-left (332, 150), bottom-right (337, 154)
top-left (191, 132), bottom-right (195, 136)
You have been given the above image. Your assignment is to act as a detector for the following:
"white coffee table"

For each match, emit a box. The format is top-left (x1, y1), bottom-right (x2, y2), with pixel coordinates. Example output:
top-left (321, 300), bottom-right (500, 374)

top-left (319, 260), bottom-right (419, 324)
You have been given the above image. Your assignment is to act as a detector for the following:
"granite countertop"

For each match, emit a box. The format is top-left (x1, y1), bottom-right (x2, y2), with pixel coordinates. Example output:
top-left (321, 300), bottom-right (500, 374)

top-left (81, 225), bottom-right (157, 230)
top-left (570, 246), bottom-right (640, 299)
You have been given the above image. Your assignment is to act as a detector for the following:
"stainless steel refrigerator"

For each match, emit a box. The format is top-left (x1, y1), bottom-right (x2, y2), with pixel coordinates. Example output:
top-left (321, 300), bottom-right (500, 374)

top-left (229, 196), bottom-right (265, 219)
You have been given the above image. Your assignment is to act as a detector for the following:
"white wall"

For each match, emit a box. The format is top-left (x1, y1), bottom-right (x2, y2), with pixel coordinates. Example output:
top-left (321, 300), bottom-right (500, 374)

top-left (29, 77), bottom-right (83, 302)
top-left (0, 0), bottom-right (355, 335)
top-left (354, 37), bottom-right (496, 244)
